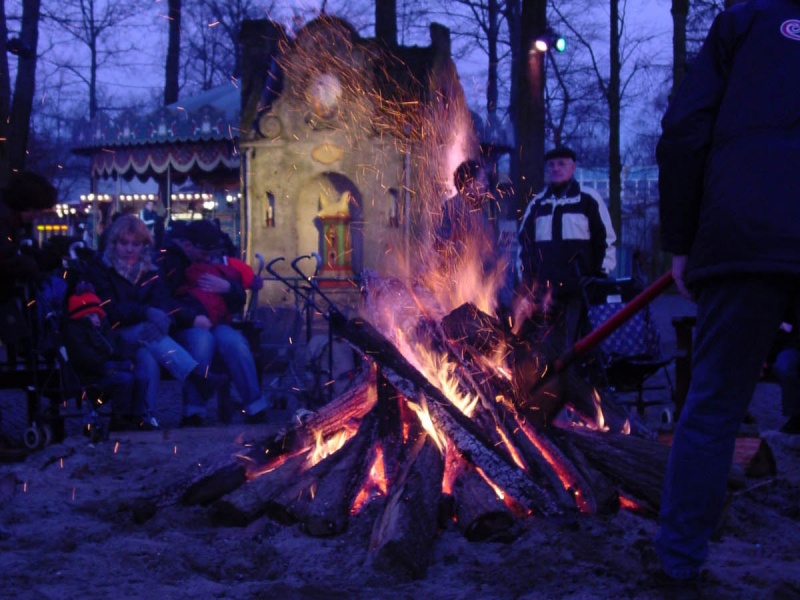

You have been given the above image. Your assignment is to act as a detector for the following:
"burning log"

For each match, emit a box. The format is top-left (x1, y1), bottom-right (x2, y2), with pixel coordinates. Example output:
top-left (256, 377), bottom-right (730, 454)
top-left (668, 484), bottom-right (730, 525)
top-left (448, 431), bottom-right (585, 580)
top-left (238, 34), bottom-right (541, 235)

top-left (535, 427), bottom-right (621, 515)
top-left (301, 410), bottom-right (379, 536)
top-left (253, 368), bottom-right (376, 471)
top-left (450, 457), bottom-right (515, 542)
top-left (551, 427), bottom-right (669, 513)
top-left (369, 431), bottom-right (444, 579)
top-left (330, 313), bottom-right (567, 515)
top-left (209, 452), bottom-right (310, 527)
top-left (133, 371), bottom-right (376, 521)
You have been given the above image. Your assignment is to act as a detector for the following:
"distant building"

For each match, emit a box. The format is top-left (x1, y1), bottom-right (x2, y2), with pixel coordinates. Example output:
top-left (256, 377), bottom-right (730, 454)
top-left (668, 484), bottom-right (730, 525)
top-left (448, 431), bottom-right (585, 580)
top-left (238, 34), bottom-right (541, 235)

top-left (576, 165), bottom-right (661, 279)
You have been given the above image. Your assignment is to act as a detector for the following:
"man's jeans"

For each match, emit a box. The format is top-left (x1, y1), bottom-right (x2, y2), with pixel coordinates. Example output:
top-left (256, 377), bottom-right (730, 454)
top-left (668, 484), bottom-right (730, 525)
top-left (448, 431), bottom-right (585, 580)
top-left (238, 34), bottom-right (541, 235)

top-left (119, 324), bottom-right (199, 416)
top-left (177, 324), bottom-right (267, 419)
top-left (656, 275), bottom-right (800, 579)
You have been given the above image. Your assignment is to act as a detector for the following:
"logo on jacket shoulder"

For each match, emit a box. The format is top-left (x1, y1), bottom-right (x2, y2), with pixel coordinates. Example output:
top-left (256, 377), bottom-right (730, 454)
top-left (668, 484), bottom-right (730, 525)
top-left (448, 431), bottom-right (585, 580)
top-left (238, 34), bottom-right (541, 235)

top-left (781, 20), bottom-right (800, 41)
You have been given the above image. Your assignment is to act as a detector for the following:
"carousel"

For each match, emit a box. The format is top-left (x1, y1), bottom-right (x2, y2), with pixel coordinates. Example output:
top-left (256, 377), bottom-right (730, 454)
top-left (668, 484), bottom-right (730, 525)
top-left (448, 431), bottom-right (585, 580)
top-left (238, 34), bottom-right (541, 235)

top-left (71, 83), bottom-right (242, 249)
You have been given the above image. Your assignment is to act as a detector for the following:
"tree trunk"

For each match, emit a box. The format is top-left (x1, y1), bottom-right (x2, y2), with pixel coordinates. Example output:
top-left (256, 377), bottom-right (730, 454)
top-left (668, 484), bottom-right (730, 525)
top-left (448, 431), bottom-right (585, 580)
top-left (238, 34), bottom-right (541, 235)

top-left (209, 452), bottom-right (309, 527)
top-left (513, 0), bottom-right (547, 216)
top-left (486, 0), bottom-right (500, 118)
top-left (375, 0), bottom-right (397, 48)
top-left (670, 0), bottom-right (689, 98)
top-left (164, 0), bottom-right (181, 105)
top-left (7, 0), bottom-right (43, 172)
top-left (303, 410), bottom-right (379, 536)
top-left (0, 4), bottom-right (10, 184)
top-left (607, 0), bottom-right (622, 245)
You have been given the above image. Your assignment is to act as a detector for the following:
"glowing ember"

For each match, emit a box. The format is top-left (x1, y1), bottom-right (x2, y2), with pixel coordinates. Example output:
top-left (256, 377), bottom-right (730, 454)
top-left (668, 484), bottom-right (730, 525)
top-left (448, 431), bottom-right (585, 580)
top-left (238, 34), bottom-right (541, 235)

top-left (351, 444), bottom-right (388, 515)
top-left (619, 495), bottom-right (644, 512)
top-left (517, 419), bottom-right (591, 513)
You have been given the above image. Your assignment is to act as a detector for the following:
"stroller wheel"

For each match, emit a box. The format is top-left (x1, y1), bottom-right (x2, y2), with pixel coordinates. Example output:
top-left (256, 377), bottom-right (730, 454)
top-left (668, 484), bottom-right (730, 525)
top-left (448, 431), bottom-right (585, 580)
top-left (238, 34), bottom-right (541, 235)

top-left (42, 424), bottom-right (54, 447)
top-left (23, 425), bottom-right (43, 450)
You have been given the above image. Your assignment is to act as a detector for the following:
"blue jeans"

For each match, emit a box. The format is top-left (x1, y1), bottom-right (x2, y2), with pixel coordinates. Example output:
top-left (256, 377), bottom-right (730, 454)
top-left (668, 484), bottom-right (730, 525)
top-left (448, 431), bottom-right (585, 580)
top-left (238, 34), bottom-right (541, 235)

top-left (655, 275), bottom-right (800, 579)
top-left (119, 324), bottom-right (198, 416)
top-left (176, 324), bottom-right (267, 419)
top-left (175, 327), bottom-right (215, 419)
top-left (772, 347), bottom-right (800, 418)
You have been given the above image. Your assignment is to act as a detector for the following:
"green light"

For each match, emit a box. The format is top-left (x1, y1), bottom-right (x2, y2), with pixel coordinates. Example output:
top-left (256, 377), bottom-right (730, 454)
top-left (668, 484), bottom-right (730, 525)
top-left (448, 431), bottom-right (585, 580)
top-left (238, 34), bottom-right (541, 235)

top-left (554, 37), bottom-right (566, 52)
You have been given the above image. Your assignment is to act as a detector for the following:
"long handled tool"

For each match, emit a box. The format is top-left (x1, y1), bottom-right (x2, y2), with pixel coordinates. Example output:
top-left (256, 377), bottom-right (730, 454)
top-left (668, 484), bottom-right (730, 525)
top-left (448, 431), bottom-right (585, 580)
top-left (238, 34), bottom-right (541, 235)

top-left (534, 271), bottom-right (675, 391)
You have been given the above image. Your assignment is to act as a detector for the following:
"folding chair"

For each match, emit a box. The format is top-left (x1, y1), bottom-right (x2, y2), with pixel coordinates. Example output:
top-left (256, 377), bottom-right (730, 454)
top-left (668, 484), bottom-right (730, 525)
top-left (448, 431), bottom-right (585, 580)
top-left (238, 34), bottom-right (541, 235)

top-left (584, 278), bottom-right (674, 416)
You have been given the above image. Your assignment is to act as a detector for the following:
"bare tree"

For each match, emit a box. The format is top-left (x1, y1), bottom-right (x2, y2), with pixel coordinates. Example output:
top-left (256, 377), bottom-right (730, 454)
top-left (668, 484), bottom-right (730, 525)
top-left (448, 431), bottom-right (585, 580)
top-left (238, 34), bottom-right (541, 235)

top-left (550, 0), bottom-right (660, 243)
top-left (41, 0), bottom-right (145, 120)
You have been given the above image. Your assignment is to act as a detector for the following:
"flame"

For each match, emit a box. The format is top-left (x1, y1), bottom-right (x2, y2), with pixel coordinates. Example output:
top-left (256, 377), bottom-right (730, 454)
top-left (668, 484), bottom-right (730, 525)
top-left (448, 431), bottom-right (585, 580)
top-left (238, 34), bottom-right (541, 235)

top-left (351, 444), bottom-right (388, 515)
top-left (306, 426), bottom-right (357, 469)
top-left (591, 389), bottom-right (609, 432)
top-left (406, 396), bottom-right (448, 454)
top-left (474, 466), bottom-right (531, 518)
top-left (474, 466), bottom-right (505, 500)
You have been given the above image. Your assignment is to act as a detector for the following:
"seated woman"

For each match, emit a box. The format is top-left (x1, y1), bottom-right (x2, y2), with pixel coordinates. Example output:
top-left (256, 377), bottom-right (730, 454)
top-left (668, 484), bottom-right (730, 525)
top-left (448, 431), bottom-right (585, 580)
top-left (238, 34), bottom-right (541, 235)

top-left (86, 215), bottom-right (226, 428)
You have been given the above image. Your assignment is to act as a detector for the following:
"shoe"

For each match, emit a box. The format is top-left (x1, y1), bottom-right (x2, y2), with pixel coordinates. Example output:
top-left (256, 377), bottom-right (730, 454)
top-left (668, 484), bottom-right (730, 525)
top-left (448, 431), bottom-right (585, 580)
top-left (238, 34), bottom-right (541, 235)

top-left (179, 414), bottom-right (205, 428)
top-left (189, 368), bottom-right (229, 401)
top-left (137, 415), bottom-right (160, 431)
top-left (780, 415), bottom-right (800, 434)
top-left (244, 410), bottom-right (267, 425)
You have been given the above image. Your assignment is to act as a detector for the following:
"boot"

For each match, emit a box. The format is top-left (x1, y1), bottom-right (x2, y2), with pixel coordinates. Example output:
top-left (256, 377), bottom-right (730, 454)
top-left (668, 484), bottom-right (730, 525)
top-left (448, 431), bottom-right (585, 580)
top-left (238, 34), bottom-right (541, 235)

top-left (188, 366), bottom-right (229, 401)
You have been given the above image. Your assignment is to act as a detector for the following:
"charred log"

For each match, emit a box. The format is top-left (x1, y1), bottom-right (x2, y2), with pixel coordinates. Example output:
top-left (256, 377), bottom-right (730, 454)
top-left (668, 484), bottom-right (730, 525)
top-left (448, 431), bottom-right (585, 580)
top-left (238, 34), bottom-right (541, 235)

top-left (251, 369), bottom-right (376, 473)
top-left (369, 433), bottom-right (444, 579)
top-left (209, 452), bottom-right (310, 526)
top-left (538, 427), bottom-right (620, 515)
top-left (554, 427), bottom-right (668, 513)
top-left (303, 410), bottom-right (379, 536)
top-left (452, 460), bottom-right (515, 542)
top-left (181, 463), bottom-right (248, 507)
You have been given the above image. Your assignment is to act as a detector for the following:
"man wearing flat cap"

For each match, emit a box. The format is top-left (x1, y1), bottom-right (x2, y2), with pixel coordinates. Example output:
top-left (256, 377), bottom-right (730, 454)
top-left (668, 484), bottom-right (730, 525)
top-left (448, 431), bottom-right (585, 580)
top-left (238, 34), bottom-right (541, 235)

top-left (158, 219), bottom-right (269, 426)
top-left (516, 146), bottom-right (617, 352)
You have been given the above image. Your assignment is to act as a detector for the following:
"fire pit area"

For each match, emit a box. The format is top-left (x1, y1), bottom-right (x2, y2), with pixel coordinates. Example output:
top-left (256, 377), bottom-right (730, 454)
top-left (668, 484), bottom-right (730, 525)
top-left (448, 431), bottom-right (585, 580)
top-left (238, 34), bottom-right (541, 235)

top-left (137, 270), bottom-right (686, 581)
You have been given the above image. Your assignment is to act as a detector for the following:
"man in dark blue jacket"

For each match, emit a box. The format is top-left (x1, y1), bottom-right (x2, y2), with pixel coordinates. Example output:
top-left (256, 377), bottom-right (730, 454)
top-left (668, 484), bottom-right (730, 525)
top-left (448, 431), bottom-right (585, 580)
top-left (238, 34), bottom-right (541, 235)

top-left (656, 0), bottom-right (800, 584)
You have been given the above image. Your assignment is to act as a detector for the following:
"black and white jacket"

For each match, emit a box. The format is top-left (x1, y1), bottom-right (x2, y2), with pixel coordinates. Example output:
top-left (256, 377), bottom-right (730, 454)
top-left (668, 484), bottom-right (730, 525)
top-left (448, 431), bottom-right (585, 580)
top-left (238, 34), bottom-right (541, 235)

top-left (517, 179), bottom-right (617, 294)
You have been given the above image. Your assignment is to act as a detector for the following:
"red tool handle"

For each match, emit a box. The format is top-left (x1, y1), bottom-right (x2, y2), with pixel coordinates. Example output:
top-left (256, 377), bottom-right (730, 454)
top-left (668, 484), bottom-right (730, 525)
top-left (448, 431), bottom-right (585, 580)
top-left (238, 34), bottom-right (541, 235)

top-left (554, 270), bottom-right (675, 373)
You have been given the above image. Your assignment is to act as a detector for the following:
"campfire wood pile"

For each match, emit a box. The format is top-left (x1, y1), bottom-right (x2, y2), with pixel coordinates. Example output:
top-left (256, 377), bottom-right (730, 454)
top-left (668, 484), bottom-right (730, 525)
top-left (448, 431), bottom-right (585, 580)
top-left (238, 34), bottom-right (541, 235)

top-left (135, 296), bottom-right (720, 579)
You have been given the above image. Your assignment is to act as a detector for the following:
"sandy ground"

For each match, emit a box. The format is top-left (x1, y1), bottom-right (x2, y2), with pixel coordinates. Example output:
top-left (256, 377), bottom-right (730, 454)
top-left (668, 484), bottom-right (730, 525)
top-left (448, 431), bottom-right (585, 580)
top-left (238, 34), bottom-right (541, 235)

top-left (2, 294), bottom-right (800, 599)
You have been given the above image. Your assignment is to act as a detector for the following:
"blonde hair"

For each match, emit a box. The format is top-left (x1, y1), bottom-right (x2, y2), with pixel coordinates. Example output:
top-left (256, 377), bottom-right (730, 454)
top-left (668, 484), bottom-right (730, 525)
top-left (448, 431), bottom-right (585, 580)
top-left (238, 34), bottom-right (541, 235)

top-left (103, 214), bottom-right (154, 268)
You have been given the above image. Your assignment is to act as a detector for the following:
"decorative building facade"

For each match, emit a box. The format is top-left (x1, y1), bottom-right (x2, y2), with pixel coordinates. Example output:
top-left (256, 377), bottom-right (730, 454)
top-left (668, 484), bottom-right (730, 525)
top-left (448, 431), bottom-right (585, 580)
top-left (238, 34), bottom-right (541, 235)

top-left (239, 17), bottom-right (479, 305)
